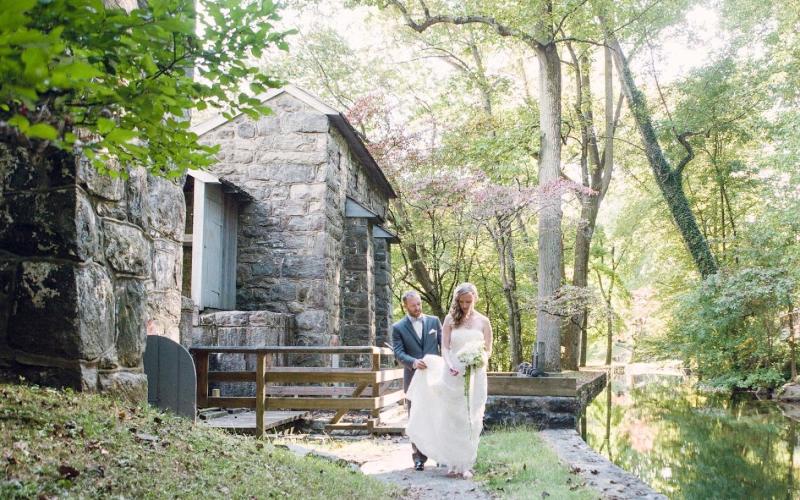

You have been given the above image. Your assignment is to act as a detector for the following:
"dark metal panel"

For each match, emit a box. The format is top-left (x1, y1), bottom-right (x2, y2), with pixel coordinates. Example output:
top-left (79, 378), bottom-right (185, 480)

top-left (144, 335), bottom-right (197, 421)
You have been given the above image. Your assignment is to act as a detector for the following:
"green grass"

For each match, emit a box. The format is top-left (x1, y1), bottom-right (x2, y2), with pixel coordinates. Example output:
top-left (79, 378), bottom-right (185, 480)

top-left (475, 428), bottom-right (597, 499)
top-left (0, 382), bottom-right (400, 499)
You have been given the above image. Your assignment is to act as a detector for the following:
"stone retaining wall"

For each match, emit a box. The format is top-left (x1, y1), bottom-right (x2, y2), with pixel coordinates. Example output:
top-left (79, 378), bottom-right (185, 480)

top-left (180, 309), bottom-right (294, 396)
top-left (484, 371), bottom-right (607, 430)
top-left (0, 136), bottom-right (184, 400)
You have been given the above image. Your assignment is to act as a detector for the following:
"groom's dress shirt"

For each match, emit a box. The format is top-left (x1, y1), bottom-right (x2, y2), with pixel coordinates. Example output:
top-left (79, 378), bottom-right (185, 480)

top-left (408, 314), bottom-right (424, 339)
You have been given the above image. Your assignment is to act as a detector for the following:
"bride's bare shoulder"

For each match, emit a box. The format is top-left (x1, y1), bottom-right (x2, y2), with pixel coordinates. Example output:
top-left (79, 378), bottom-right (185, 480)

top-left (474, 312), bottom-right (491, 326)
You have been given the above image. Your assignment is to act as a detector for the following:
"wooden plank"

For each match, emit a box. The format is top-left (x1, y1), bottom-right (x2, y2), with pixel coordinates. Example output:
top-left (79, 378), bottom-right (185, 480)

top-left (205, 410), bottom-right (309, 432)
top-left (325, 423), bottom-right (371, 432)
top-left (261, 368), bottom-right (377, 384)
top-left (193, 351), bottom-right (209, 408)
top-left (256, 354), bottom-right (265, 438)
top-left (266, 397), bottom-right (375, 411)
top-left (207, 368), bottom-right (403, 384)
top-left (330, 383), bottom-right (367, 425)
top-left (207, 396), bottom-right (256, 409)
top-left (487, 376), bottom-right (577, 397)
top-left (371, 353), bottom-right (380, 423)
top-left (190, 346), bottom-right (394, 355)
top-left (372, 425), bottom-right (406, 434)
top-left (208, 371), bottom-right (256, 383)
top-left (190, 179), bottom-right (206, 307)
top-left (265, 386), bottom-right (364, 397)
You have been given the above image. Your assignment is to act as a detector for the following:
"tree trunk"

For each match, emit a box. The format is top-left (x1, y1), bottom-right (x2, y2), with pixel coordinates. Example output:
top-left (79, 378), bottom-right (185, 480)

top-left (606, 34), bottom-right (718, 277)
top-left (605, 294), bottom-right (613, 365)
top-left (400, 240), bottom-right (447, 319)
top-left (535, 42), bottom-right (564, 372)
top-left (567, 44), bottom-right (617, 369)
top-left (492, 227), bottom-right (523, 367)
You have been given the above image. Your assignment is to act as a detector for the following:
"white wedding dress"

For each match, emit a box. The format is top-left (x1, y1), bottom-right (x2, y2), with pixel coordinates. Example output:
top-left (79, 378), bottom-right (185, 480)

top-left (405, 327), bottom-right (488, 473)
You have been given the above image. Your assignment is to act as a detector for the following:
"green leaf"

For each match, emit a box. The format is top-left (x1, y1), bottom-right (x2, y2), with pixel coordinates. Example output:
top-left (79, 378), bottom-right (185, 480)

top-left (97, 117), bottom-right (115, 134)
top-left (27, 123), bottom-right (58, 140)
top-left (105, 128), bottom-right (138, 143)
top-left (8, 114), bottom-right (30, 132)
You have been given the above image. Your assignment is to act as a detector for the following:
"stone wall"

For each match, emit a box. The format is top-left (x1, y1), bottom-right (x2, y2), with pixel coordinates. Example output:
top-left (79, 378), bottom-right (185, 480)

top-left (199, 93), bottom-right (332, 348)
top-left (198, 91), bottom-right (392, 353)
top-left (326, 127), bottom-right (390, 357)
top-left (340, 218), bottom-right (375, 350)
top-left (180, 310), bottom-right (292, 396)
top-left (0, 136), bottom-right (184, 400)
top-left (373, 238), bottom-right (392, 348)
top-left (484, 372), bottom-right (608, 430)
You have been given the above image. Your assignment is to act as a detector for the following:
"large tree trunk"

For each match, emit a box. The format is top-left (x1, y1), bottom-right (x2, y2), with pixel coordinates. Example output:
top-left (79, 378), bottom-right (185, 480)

top-left (606, 34), bottom-right (718, 277)
top-left (565, 45), bottom-right (617, 369)
top-left (535, 42), bottom-right (564, 372)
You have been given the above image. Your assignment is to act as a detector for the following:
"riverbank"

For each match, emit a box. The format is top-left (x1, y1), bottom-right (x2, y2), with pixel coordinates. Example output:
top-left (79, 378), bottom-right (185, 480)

top-left (539, 429), bottom-right (666, 499)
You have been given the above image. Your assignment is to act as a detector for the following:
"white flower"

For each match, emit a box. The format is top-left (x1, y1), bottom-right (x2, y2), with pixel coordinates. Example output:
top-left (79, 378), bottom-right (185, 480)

top-left (457, 340), bottom-right (486, 370)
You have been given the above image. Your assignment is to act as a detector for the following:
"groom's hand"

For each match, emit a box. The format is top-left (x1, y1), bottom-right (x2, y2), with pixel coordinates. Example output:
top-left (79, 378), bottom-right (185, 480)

top-left (413, 359), bottom-right (427, 370)
top-left (449, 368), bottom-right (459, 376)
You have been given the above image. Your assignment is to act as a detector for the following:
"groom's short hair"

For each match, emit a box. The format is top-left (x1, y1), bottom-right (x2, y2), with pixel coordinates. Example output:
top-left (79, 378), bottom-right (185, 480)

top-left (401, 290), bottom-right (420, 303)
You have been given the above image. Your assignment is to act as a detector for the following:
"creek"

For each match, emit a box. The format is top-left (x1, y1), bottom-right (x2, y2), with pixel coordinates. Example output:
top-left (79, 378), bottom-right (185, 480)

top-left (582, 367), bottom-right (800, 499)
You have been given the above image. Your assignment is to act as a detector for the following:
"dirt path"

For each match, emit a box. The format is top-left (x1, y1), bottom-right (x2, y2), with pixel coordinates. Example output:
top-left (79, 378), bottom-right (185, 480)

top-left (279, 436), bottom-right (492, 499)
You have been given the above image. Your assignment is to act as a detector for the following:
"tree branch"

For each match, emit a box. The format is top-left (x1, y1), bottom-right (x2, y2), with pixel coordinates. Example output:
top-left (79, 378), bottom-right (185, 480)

top-left (386, 0), bottom-right (543, 50)
top-left (674, 131), bottom-right (697, 178)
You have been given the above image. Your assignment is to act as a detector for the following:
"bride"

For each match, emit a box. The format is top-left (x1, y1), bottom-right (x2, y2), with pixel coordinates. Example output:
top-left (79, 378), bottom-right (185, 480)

top-left (405, 282), bottom-right (493, 479)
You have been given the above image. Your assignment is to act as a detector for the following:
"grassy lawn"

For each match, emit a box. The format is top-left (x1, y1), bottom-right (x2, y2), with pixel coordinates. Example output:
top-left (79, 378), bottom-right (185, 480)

top-left (475, 428), bottom-right (597, 499)
top-left (0, 382), bottom-right (400, 499)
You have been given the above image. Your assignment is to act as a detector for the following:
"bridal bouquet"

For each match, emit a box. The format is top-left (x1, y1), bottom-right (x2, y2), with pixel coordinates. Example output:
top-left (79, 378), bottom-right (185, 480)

top-left (456, 340), bottom-right (486, 439)
top-left (457, 340), bottom-right (487, 397)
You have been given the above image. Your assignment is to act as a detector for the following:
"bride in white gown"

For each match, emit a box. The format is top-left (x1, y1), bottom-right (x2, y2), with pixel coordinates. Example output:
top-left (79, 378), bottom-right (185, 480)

top-left (405, 283), bottom-right (493, 478)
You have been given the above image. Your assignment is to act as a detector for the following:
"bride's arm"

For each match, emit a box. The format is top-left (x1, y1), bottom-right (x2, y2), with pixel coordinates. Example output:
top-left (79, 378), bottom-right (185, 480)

top-left (483, 316), bottom-right (493, 358)
top-left (442, 315), bottom-right (459, 375)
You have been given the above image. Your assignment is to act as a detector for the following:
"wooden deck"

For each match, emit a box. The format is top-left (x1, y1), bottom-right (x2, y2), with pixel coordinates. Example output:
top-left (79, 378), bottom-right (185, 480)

top-left (203, 410), bottom-right (309, 434)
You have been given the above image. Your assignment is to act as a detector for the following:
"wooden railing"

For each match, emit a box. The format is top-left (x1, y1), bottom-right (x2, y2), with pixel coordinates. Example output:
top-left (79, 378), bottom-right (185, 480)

top-left (189, 346), bottom-right (404, 437)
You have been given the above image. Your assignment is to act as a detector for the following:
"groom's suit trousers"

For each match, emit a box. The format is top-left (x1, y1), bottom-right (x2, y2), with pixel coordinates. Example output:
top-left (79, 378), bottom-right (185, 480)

top-left (406, 400), bottom-right (427, 464)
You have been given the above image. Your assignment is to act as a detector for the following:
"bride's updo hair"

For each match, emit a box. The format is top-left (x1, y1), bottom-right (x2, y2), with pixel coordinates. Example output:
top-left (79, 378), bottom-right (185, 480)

top-left (449, 282), bottom-right (479, 327)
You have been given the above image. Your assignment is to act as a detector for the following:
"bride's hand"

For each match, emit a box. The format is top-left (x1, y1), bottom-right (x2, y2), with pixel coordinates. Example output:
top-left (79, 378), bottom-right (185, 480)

top-left (449, 367), bottom-right (460, 376)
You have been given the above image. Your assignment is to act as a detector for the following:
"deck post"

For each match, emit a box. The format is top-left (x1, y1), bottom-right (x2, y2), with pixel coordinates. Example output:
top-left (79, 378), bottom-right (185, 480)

top-left (370, 351), bottom-right (381, 430)
top-left (256, 353), bottom-right (266, 438)
top-left (193, 351), bottom-right (209, 408)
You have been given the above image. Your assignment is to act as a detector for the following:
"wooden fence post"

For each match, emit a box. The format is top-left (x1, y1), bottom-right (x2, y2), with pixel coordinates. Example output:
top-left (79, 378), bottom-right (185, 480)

top-left (371, 351), bottom-right (381, 430)
top-left (193, 351), bottom-right (209, 408)
top-left (256, 353), bottom-right (266, 438)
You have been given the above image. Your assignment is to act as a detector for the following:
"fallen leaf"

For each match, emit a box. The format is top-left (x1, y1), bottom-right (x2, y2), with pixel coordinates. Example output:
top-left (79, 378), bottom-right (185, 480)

top-left (58, 464), bottom-right (80, 480)
top-left (541, 492), bottom-right (550, 498)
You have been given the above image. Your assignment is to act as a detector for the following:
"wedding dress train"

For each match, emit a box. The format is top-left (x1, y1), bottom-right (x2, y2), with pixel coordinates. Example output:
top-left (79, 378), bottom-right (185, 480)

top-left (405, 327), bottom-right (488, 473)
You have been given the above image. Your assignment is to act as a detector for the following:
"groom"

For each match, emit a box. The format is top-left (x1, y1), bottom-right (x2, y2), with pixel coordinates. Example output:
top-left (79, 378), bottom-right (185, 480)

top-left (392, 290), bottom-right (442, 471)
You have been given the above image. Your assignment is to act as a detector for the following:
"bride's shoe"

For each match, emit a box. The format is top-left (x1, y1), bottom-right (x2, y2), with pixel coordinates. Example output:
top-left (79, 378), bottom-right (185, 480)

top-left (460, 470), bottom-right (474, 479)
top-left (446, 468), bottom-right (460, 478)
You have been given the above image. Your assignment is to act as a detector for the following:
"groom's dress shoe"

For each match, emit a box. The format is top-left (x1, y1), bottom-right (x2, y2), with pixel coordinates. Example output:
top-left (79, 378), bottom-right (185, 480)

top-left (414, 460), bottom-right (424, 471)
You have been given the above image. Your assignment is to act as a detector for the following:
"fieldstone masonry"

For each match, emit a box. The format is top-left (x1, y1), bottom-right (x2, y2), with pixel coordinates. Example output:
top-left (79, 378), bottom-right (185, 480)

top-left (0, 135), bottom-right (184, 400)
top-left (195, 88), bottom-right (396, 366)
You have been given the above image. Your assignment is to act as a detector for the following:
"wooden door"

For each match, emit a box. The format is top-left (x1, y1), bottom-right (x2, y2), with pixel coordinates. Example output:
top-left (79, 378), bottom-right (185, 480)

top-left (202, 183), bottom-right (224, 308)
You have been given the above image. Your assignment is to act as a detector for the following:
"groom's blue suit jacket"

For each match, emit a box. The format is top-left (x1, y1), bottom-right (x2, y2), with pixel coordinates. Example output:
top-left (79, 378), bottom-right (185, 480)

top-left (392, 314), bottom-right (443, 392)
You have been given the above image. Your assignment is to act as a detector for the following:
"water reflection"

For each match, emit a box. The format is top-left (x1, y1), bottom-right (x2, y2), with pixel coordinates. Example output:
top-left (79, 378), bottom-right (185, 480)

top-left (584, 372), bottom-right (800, 499)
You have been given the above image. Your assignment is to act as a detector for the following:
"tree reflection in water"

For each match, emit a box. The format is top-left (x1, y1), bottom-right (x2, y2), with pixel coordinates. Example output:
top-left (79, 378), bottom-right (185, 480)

top-left (584, 377), bottom-right (800, 499)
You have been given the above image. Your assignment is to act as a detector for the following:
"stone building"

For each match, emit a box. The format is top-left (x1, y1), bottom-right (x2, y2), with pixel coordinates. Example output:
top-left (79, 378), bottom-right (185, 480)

top-left (0, 85), bottom-right (397, 399)
top-left (180, 86), bottom-right (398, 364)
top-left (0, 135), bottom-right (184, 399)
